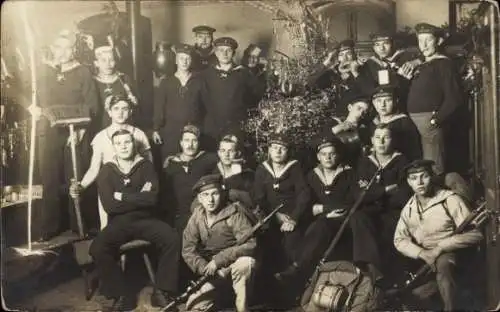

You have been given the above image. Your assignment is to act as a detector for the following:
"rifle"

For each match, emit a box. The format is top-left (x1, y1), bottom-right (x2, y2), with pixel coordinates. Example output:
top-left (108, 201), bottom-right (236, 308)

top-left (161, 203), bottom-right (285, 312)
top-left (300, 168), bottom-right (382, 307)
top-left (385, 201), bottom-right (490, 299)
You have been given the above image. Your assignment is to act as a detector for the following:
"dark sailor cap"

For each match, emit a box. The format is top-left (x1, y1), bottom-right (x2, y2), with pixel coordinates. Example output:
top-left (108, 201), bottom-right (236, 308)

top-left (337, 39), bottom-right (355, 52)
top-left (372, 84), bottom-right (396, 99)
top-left (193, 174), bottom-right (223, 194)
top-left (174, 43), bottom-right (194, 55)
top-left (268, 132), bottom-right (291, 148)
top-left (369, 31), bottom-right (394, 42)
top-left (192, 25), bottom-right (216, 34)
top-left (213, 37), bottom-right (238, 50)
top-left (415, 23), bottom-right (444, 37)
top-left (404, 159), bottom-right (436, 176)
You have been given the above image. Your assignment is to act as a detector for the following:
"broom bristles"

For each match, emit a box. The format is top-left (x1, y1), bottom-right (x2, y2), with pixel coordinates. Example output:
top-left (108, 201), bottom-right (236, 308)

top-left (12, 247), bottom-right (58, 257)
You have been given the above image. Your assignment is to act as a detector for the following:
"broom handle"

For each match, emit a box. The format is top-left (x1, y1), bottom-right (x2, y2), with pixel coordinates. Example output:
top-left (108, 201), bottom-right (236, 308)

top-left (21, 1), bottom-right (36, 250)
top-left (69, 124), bottom-right (85, 238)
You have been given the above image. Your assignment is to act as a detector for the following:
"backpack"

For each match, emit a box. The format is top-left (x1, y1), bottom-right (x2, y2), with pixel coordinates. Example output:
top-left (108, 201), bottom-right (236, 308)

top-left (300, 261), bottom-right (381, 312)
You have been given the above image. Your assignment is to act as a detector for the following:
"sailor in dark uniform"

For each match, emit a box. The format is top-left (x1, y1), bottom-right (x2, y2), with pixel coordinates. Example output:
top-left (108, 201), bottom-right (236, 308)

top-left (252, 133), bottom-right (310, 273)
top-left (369, 85), bottom-right (422, 161)
top-left (93, 44), bottom-right (137, 129)
top-left (355, 31), bottom-right (418, 111)
top-left (201, 37), bottom-right (264, 150)
top-left (307, 39), bottom-right (364, 116)
top-left (274, 134), bottom-right (358, 281)
top-left (351, 123), bottom-right (411, 281)
top-left (192, 25), bottom-right (217, 71)
top-left (162, 124), bottom-right (218, 231)
top-left (152, 44), bottom-right (204, 159)
top-left (407, 23), bottom-right (463, 175)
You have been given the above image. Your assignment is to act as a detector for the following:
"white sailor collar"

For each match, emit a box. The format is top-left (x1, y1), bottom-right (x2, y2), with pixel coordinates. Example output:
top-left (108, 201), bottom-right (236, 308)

top-left (368, 151), bottom-right (402, 170)
top-left (217, 162), bottom-right (243, 179)
top-left (313, 165), bottom-right (351, 187)
top-left (373, 113), bottom-right (407, 125)
top-left (262, 160), bottom-right (298, 180)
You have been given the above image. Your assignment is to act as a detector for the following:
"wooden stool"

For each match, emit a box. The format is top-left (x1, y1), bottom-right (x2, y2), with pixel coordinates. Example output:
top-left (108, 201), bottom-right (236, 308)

top-left (83, 239), bottom-right (156, 301)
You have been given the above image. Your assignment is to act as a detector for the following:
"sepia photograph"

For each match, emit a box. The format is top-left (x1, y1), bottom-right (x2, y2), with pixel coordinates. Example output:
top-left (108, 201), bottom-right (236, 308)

top-left (1, 0), bottom-right (499, 311)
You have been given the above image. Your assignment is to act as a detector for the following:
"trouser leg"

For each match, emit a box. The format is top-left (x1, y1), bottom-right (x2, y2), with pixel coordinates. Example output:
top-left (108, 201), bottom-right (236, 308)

top-left (132, 219), bottom-right (180, 293)
top-left (37, 126), bottom-right (65, 238)
top-left (349, 211), bottom-right (381, 269)
top-left (435, 253), bottom-right (457, 311)
top-left (89, 218), bottom-right (133, 298)
top-left (230, 256), bottom-right (256, 312)
top-left (296, 217), bottom-right (340, 268)
top-left (410, 113), bottom-right (445, 174)
top-left (282, 227), bottom-right (304, 265)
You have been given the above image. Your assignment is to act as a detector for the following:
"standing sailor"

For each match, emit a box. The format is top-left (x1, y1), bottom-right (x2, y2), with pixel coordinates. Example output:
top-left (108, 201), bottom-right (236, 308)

top-left (192, 25), bottom-right (217, 72)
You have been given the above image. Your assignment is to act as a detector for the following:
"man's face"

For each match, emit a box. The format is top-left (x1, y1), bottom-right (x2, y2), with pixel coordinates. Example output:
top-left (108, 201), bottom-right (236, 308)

top-left (51, 37), bottom-right (74, 64)
top-left (94, 51), bottom-right (116, 75)
top-left (218, 141), bottom-right (237, 166)
top-left (269, 143), bottom-right (288, 164)
top-left (198, 187), bottom-right (221, 213)
top-left (338, 48), bottom-right (355, 63)
top-left (407, 170), bottom-right (433, 196)
top-left (372, 128), bottom-right (392, 154)
top-left (317, 145), bottom-right (339, 170)
top-left (347, 101), bottom-right (369, 122)
top-left (107, 100), bottom-right (131, 124)
top-left (418, 33), bottom-right (439, 57)
top-left (180, 132), bottom-right (199, 156)
top-left (373, 95), bottom-right (395, 117)
top-left (195, 33), bottom-right (213, 49)
top-left (247, 49), bottom-right (261, 68)
top-left (176, 53), bottom-right (192, 71)
top-left (215, 46), bottom-right (234, 65)
top-left (373, 39), bottom-right (393, 59)
top-left (113, 133), bottom-right (135, 160)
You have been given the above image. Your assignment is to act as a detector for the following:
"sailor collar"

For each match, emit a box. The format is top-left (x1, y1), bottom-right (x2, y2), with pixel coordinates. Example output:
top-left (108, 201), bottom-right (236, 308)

top-left (217, 162), bottom-right (243, 179)
top-left (215, 64), bottom-right (244, 78)
top-left (110, 154), bottom-right (145, 179)
top-left (263, 160), bottom-right (298, 190)
top-left (171, 151), bottom-right (206, 173)
top-left (368, 152), bottom-right (402, 170)
top-left (313, 165), bottom-right (351, 194)
top-left (373, 114), bottom-right (407, 125)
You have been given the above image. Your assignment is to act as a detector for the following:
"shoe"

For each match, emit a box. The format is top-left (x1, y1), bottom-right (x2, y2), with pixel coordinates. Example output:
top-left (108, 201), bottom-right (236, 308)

top-left (151, 289), bottom-right (177, 310)
top-left (274, 262), bottom-right (300, 282)
top-left (113, 295), bottom-right (136, 311)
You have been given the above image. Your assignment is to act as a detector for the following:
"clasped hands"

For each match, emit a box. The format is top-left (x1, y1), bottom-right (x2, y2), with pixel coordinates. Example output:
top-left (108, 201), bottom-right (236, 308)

top-left (418, 247), bottom-right (443, 271)
top-left (276, 212), bottom-right (296, 232)
top-left (202, 260), bottom-right (226, 278)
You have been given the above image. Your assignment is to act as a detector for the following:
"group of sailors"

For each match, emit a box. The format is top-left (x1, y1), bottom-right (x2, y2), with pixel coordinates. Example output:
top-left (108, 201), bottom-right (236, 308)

top-left (24, 20), bottom-right (482, 311)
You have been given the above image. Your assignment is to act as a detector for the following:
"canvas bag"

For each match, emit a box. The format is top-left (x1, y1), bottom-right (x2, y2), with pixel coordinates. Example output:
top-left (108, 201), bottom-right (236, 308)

top-left (300, 261), bottom-right (381, 312)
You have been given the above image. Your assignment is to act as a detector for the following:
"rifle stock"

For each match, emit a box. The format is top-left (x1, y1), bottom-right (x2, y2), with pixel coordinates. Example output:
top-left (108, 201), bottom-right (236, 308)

top-left (161, 203), bottom-right (285, 312)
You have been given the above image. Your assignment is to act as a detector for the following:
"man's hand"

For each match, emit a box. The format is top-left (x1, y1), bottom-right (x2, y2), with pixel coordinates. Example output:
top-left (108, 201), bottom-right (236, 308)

top-left (312, 204), bottom-right (324, 216)
top-left (280, 220), bottom-right (296, 232)
top-left (27, 105), bottom-right (42, 121)
top-left (69, 179), bottom-right (82, 199)
top-left (141, 182), bottom-right (152, 192)
top-left (326, 209), bottom-right (346, 219)
top-left (163, 155), bottom-right (175, 169)
top-left (113, 192), bottom-right (123, 201)
top-left (419, 247), bottom-right (443, 270)
top-left (152, 131), bottom-right (163, 145)
top-left (323, 51), bottom-right (336, 68)
top-left (275, 212), bottom-right (288, 225)
top-left (203, 260), bottom-right (218, 276)
top-left (398, 62), bottom-right (416, 80)
top-left (358, 179), bottom-right (369, 189)
top-left (385, 184), bottom-right (398, 193)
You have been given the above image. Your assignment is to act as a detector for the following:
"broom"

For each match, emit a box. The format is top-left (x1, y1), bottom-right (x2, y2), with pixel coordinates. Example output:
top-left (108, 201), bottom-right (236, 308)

top-left (11, 2), bottom-right (56, 258)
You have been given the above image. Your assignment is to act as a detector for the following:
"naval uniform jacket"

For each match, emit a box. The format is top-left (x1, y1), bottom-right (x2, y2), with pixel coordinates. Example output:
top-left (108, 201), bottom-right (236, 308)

top-left (307, 165), bottom-right (358, 215)
top-left (356, 50), bottom-right (417, 110)
top-left (212, 162), bottom-right (254, 193)
top-left (163, 151), bottom-right (218, 228)
top-left (252, 160), bottom-right (310, 223)
top-left (406, 56), bottom-right (463, 126)
top-left (370, 114), bottom-right (423, 162)
top-left (153, 73), bottom-right (204, 156)
top-left (192, 46), bottom-right (217, 72)
top-left (356, 152), bottom-right (411, 214)
top-left (201, 64), bottom-right (266, 140)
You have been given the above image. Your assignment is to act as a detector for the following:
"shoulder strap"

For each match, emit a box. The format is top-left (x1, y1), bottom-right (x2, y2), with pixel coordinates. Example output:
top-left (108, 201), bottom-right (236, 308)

top-left (442, 198), bottom-right (456, 231)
